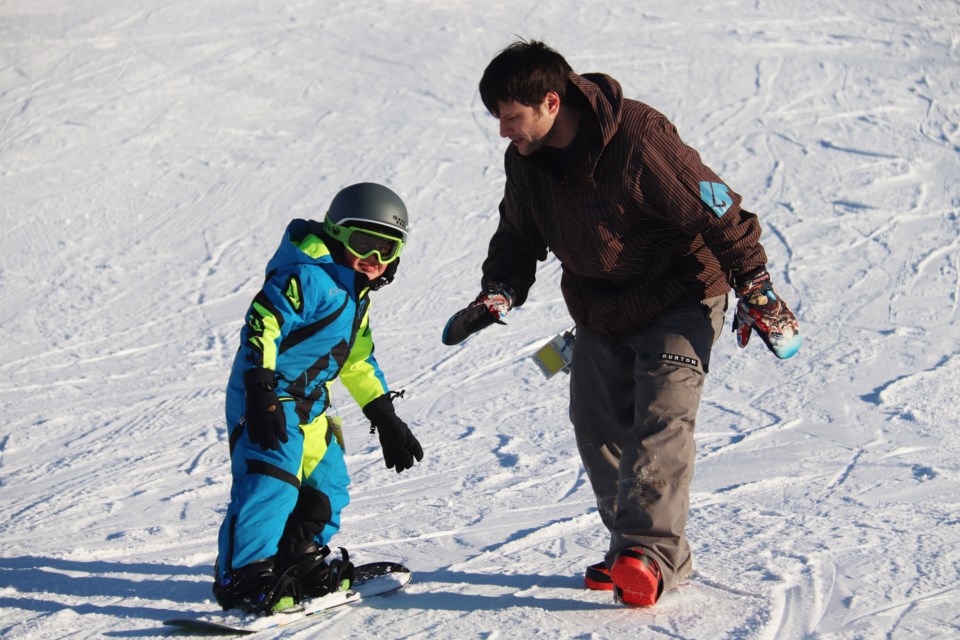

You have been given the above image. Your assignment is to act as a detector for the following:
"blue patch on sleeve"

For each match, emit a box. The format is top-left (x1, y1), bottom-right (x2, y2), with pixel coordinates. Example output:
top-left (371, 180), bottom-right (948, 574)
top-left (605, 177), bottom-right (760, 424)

top-left (699, 181), bottom-right (733, 217)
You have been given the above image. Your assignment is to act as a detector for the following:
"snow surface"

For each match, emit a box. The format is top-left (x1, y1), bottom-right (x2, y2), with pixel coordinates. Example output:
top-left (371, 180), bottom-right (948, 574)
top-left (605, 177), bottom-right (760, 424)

top-left (1, 1), bottom-right (959, 638)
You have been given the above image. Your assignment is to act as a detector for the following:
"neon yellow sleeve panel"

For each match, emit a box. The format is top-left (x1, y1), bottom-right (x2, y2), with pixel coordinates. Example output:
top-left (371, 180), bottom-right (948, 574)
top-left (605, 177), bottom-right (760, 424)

top-left (339, 307), bottom-right (389, 408)
top-left (248, 301), bottom-right (283, 370)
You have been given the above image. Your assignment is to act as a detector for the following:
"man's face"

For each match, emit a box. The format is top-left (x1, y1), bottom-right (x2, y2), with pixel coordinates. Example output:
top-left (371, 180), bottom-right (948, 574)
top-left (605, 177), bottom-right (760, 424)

top-left (495, 95), bottom-right (558, 156)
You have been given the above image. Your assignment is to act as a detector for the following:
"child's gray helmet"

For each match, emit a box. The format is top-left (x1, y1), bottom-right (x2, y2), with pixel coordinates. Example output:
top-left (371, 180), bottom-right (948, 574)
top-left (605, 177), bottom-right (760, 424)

top-left (325, 182), bottom-right (409, 241)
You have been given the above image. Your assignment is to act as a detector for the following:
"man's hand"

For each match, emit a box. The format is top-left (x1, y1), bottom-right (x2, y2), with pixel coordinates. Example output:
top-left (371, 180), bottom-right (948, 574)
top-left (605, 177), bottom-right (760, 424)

top-left (732, 268), bottom-right (802, 359)
top-left (442, 284), bottom-right (514, 346)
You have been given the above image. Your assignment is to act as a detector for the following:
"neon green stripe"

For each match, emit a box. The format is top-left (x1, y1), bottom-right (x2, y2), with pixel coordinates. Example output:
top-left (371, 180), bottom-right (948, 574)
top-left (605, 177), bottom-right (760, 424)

top-left (300, 415), bottom-right (330, 480)
top-left (252, 301), bottom-right (282, 369)
top-left (284, 276), bottom-right (302, 312)
top-left (295, 233), bottom-right (331, 259)
top-left (271, 596), bottom-right (297, 612)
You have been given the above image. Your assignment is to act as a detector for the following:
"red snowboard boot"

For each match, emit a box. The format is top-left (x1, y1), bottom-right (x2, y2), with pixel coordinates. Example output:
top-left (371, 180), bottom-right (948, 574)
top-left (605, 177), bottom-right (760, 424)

top-left (610, 548), bottom-right (664, 607)
top-left (584, 561), bottom-right (614, 591)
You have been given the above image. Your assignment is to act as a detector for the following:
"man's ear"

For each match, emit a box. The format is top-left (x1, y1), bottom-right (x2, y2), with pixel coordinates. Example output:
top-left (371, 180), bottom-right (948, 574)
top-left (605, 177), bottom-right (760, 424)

top-left (544, 90), bottom-right (561, 116)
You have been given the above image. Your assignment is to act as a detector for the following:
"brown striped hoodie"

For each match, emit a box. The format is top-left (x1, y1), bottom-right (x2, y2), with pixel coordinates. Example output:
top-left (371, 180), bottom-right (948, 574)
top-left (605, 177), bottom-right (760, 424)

top-left (480, 72), bottom-right (768, 336)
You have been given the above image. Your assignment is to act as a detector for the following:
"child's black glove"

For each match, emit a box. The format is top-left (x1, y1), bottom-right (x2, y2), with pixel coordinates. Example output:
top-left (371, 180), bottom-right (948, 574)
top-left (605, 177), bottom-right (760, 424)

top-left (243, 367), bottom-right (289, 451)
top-left (363, 394), bottom-right (423, 473)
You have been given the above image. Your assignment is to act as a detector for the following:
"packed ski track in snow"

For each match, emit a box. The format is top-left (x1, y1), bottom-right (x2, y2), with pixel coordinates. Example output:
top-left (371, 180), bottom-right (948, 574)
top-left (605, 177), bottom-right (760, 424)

top-left (1, 1), bottom-right (958, 638)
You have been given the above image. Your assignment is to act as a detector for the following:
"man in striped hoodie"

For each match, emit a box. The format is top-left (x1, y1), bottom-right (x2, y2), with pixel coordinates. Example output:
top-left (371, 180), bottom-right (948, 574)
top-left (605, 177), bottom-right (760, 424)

top-left (443, 40), bottom-right (800, 607)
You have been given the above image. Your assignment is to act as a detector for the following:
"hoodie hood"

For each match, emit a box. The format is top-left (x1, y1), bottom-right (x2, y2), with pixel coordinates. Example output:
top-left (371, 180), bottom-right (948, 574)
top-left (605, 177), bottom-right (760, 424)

top-left (265, 219), bottom-right (334, 272)
top-left (561, 72), bottom-right (624, 187)
top-left (571, 72), bottom-right (624, 149)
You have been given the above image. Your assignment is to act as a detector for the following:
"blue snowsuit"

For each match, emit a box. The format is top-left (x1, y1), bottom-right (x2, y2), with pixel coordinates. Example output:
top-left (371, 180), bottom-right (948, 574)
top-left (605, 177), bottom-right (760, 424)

top-left (216, 219), bottom-right (393, 580)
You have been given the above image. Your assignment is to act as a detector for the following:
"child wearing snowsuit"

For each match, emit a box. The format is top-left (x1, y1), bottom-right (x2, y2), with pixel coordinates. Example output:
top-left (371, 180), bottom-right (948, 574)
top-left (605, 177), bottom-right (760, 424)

top-left (213, 183), bottom-right (423, 615)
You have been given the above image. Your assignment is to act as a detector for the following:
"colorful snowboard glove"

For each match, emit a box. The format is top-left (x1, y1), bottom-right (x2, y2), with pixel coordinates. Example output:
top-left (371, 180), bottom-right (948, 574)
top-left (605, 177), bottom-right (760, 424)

top-left (441, 283), bottom-right (514, 346)
top-left (732, 267), bottom-right (802, 359)
top-left (243, 367), bottom-right (289, 451)
top-left (363, 393), bottom-right (423, 473)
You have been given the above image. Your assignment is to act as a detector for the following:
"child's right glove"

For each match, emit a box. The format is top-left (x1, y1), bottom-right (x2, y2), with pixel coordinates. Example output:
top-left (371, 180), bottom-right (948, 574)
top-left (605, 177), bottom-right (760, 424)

top-left (732, 267), bottom-right (802, 359)
top-left (363, 394), bottom-right (423, 473)
top-left (243, 367), bottom-right (289, 451)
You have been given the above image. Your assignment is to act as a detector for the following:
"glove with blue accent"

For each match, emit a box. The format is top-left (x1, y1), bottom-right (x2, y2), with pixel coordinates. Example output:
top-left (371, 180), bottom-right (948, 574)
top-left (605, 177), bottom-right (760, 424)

top-left (243, 367), bottom-right (289, 451)
top-left (441, 283), bottom-right (514, 346)
top-left (732, 268), bottom-right (802, 359)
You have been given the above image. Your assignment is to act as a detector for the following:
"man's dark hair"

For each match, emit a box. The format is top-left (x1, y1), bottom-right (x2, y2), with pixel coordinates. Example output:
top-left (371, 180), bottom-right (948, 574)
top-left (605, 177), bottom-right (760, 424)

top-left (479, 40), bottom-right (573, 117)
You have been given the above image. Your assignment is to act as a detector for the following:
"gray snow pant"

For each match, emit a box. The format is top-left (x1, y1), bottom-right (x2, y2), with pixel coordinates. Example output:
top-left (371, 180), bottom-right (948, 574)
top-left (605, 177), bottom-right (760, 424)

top-left (569, 295), bottom-right (726, 590)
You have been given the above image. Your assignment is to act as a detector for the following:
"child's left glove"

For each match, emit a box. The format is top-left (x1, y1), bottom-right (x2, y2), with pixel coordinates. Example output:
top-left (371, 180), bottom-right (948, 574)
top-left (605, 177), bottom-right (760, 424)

top-left (363, 394), bottom-right (423, 473)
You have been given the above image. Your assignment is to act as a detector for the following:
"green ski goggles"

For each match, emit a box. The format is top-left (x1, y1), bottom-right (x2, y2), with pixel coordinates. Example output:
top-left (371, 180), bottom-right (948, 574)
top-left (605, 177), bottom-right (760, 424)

top-left (323, 219), bottom-right (405, 264)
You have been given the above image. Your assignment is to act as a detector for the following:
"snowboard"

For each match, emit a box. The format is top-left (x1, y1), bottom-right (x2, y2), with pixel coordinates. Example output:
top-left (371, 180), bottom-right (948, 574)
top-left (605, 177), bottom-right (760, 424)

top-left (164, 561), bottom-right (411, 635)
